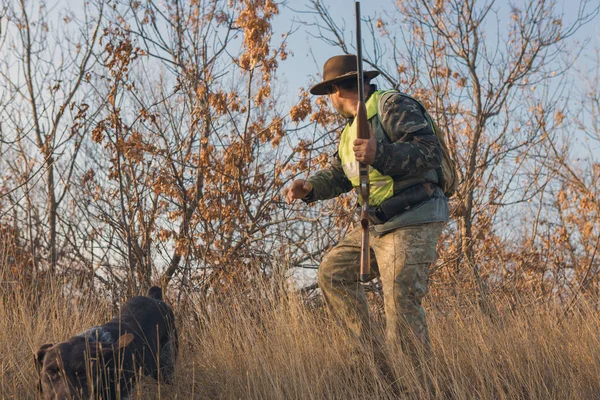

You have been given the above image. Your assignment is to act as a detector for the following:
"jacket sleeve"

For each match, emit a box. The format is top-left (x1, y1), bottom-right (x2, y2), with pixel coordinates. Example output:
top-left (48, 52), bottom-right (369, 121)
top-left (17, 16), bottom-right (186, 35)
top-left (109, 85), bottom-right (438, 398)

top-left (302, 151), bottom-right (353, 203)
top-left (371, 94), bottom-right (442, 177)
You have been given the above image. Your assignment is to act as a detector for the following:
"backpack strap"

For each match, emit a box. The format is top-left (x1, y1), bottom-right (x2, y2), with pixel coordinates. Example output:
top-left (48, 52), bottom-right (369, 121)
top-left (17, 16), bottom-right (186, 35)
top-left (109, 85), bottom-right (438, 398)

top-left (376, 90), bottom-right (436, 133)
top-left (376, 90), bottom-right (397, 127)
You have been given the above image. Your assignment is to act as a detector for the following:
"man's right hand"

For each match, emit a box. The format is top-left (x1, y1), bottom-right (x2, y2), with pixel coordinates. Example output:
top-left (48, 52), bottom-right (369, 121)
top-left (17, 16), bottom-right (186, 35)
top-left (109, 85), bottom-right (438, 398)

top-left (284, 180), bottom-right (313, 204)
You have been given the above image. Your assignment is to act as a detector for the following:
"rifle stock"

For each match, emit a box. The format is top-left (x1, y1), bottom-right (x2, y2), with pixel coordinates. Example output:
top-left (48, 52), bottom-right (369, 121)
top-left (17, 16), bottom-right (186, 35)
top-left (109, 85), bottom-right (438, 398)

top-left (355, 1), bottom-right (370, 282)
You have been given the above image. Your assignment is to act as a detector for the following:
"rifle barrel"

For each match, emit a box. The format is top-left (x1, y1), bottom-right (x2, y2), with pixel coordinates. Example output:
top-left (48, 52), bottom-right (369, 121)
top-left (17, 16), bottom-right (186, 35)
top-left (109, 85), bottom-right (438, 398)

top-left (355, 1), bottom-right (370, 283)
top-left (355, 2), bottom-right (364, 103)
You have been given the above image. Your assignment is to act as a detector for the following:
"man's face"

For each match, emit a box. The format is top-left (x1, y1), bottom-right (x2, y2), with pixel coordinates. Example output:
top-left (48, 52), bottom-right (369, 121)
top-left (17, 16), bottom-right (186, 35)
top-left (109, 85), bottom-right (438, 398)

top-left (327, 81), bottom-right (370, 118)
top-left (328, 86), bottom-right (355, 118)
top-left (328, 90), bottom-right (345, 116)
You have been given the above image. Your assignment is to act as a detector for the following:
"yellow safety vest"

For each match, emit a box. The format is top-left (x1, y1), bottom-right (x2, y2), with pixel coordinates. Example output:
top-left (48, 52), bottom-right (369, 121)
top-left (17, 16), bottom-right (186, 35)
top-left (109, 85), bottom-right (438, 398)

top-left (338, 90), bottom-right (394, 206)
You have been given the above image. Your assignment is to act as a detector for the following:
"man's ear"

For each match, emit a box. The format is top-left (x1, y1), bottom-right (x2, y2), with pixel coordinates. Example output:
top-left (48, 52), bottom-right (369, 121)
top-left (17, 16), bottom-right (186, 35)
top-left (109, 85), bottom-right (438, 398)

top-left (35, 343), bottom-right (54, 370)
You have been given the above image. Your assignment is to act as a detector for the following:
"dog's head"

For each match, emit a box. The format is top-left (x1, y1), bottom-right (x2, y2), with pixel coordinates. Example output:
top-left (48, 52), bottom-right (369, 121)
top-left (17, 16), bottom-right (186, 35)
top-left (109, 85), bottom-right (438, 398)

top-left (35, 333), bottom-right (133, 400)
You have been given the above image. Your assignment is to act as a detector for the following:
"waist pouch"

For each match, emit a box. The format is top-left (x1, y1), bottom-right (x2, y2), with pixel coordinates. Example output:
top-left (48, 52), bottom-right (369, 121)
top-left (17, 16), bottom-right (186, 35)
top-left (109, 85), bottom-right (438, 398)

top-left (367, 183), bottom-right (434, 224)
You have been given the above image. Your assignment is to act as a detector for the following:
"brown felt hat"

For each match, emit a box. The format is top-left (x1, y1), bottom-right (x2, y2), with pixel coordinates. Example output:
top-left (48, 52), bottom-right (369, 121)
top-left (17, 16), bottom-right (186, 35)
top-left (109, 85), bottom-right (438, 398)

top-left (309, 54), bottom-right (380, 95)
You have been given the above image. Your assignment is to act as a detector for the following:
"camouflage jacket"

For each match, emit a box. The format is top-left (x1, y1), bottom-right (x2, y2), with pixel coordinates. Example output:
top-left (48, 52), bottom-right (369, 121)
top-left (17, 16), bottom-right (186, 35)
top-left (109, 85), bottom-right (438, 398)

top-left (303, 91), bottom-right (443, 203)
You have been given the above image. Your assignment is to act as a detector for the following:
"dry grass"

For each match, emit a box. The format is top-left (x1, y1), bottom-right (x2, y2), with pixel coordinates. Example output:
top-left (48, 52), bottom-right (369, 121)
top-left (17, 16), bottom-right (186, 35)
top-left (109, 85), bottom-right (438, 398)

top-left (2, 277), bottom-right (600, 399)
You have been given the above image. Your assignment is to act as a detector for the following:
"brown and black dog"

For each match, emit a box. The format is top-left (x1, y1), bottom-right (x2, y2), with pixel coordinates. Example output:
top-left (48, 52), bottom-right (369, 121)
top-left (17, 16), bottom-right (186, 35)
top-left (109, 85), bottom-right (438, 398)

top-left (35, 286), bottom-right (178, 400)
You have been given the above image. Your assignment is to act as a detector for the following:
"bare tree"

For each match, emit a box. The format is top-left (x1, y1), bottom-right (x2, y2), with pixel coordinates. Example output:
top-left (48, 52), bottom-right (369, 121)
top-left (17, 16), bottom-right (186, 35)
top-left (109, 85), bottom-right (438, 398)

top-left (77, 0), bottom-right (321, 294)
top-left (0, 0), bottom-right (105, 278)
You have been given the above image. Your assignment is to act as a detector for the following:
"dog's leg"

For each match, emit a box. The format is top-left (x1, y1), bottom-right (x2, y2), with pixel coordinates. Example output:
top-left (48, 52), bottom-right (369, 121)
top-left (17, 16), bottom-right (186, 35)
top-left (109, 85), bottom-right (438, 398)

top-left (157, 325), bottom-right (178, 384)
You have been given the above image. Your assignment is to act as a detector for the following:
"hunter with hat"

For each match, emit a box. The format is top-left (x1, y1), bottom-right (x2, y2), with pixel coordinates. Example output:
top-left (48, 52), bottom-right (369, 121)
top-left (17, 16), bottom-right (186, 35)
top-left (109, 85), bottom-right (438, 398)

top-left (285, 54), bottom-right (450, 375)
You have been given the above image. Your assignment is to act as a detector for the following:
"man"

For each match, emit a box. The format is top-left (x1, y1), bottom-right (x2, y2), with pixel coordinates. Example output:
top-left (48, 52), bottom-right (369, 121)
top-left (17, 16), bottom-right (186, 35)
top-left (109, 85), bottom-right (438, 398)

top-left (285, 54), bottom-right (449, 362)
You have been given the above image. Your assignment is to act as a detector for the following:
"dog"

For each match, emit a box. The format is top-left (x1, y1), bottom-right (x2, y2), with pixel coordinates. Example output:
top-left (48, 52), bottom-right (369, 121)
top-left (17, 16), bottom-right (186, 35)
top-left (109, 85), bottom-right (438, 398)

top-left (35, 286), bottom-right (178, 400)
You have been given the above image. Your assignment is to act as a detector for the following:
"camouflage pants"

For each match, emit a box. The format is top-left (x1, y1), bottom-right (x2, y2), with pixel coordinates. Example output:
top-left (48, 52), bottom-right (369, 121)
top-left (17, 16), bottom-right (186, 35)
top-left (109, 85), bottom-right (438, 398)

top-left (318, 222), bottom-right (444, 356)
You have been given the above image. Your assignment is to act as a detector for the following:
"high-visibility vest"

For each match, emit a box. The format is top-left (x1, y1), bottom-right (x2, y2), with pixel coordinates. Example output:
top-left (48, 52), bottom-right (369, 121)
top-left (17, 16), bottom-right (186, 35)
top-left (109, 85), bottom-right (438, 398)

top-left (338, 90), bottom-right (395, 206)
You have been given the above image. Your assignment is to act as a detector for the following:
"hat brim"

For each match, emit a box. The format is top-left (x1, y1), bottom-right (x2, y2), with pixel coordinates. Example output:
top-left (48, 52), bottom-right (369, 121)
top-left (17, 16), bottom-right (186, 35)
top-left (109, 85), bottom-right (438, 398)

top-left (309, 70), bottom-right (380, 95)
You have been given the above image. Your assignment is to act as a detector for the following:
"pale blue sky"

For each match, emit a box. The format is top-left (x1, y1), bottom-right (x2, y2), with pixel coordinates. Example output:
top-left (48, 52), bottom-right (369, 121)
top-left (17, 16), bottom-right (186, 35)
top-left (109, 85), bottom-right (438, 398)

top-left (274, 0), bottom-right (600, 99)
top-left (19, 0), bottom-right (599, 99)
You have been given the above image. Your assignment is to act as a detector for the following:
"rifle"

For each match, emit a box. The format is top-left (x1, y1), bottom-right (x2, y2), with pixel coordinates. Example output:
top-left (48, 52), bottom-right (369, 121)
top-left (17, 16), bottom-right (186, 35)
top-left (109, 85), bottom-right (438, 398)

top-left (355, 1), bottom-right (370, 283)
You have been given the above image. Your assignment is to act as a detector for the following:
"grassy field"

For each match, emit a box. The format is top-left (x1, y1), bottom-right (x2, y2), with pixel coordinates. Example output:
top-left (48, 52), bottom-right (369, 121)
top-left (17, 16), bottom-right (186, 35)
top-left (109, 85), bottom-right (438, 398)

top-left (2, 278), bottom-right (600, 399)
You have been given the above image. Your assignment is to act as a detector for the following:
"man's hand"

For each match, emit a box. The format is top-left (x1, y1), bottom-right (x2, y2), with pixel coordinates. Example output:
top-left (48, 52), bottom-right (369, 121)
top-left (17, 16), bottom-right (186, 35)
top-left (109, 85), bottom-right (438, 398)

top-left (353, 128), bottom-right (377, 165)
top-left (284, 180), bottom-right (313, 204)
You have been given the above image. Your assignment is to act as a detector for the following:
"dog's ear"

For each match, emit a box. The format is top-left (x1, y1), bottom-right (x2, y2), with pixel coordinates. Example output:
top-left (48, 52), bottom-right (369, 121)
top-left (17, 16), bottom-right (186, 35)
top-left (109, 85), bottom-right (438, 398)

top-left (116, 333), bottom-right (134, 349)
top-left (97, 333), bottom-right (134, 361)
top-left (35, 343), bottom-right (53, 393)
top-left (35, 343), bottom-right (54, 370)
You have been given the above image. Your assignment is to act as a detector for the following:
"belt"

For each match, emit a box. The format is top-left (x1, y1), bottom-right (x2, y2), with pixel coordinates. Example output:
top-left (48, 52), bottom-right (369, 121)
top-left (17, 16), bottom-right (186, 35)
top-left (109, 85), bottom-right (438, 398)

top-left (366, 183), bottom-right (435, 224)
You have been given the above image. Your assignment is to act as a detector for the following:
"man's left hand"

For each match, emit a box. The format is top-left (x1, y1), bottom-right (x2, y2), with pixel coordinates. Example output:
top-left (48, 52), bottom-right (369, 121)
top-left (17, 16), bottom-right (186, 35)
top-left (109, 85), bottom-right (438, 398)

top-left (353, 128), bottom-right (377, 165)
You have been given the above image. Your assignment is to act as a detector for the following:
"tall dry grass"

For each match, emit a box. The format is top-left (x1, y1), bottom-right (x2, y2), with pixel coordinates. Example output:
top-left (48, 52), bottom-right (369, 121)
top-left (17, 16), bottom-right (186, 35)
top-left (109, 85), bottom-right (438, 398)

top-left (2, 273), bottom-right (600, 399)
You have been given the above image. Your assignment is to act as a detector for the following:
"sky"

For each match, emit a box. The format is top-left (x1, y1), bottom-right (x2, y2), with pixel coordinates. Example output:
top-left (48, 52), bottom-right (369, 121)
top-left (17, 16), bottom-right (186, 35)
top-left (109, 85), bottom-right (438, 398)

top-left (274, 0), bottom-right (397, 98)
top-left (273, 0), bottom-right (600, 102)
top-left (20, 0), bottom-right (599, 104)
